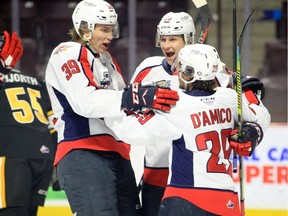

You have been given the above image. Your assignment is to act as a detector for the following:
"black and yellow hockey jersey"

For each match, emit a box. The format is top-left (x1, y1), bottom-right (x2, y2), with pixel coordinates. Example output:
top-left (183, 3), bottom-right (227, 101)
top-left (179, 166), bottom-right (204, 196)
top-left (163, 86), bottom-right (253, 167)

top-left (0, 70), bottom-right (57, 160)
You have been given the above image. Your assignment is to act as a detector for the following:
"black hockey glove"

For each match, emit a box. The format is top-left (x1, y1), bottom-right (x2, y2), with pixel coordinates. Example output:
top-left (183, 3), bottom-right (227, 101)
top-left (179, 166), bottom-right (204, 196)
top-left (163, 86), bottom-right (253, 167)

top-left (0, 31), bottom-right (23, 74)
top-left (121, 83), bottom-right (179, 112)
top-left (229, 122), bottom-right (263, 157)
top-left (242, 75), bottom-right (265, 100)
top-left (234, 75), bottom-right (265, 100)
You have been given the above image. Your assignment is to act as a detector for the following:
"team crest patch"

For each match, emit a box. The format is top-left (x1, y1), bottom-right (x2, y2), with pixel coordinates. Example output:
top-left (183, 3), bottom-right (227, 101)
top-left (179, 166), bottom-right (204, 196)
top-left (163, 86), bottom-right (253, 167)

top-left (40, 145), bottom-right (50, 154)
top-left (226, 200), bottom-right (235, 209)
top-left (155, 80), bottom-right (171, 88)
top-left (53, 44), bottom-right (70, 54)
top-left (100, 71), bottom-right (111, 88)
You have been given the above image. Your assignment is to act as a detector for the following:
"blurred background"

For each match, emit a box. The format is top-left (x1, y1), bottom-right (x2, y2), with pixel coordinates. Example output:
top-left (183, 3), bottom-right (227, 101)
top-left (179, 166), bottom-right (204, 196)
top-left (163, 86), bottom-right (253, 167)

top-left (0, 0), bottom-right (287, 123)
top-left (0, 1), bottom-right (287, 215)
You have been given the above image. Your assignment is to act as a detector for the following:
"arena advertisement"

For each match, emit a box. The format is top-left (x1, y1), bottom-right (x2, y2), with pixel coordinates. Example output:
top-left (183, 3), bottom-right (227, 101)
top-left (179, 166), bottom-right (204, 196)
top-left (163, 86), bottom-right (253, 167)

top-left (232, 123), bottom-right (288, 215)
top-left (39, 123), bottom-right (288, 216)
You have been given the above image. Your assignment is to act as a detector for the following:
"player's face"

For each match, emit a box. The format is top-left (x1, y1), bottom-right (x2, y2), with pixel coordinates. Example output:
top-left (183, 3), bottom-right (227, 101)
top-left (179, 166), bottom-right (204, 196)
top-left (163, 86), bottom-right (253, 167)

top-left (90, 24), bottom-right (115, 53)
top-left (160, 35), bottom-right (185, 66)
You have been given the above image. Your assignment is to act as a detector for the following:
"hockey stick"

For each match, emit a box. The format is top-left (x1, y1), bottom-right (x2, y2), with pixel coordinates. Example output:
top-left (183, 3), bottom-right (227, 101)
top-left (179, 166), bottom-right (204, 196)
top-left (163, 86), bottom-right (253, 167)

top-left (234, 3), bottom-right (261, 216)
top-left (232, 0), bottom-right (238, 175)
top-left (192, 0), bottom-right (212, 44)
top-left (137, 174), bottom-right (144, 194)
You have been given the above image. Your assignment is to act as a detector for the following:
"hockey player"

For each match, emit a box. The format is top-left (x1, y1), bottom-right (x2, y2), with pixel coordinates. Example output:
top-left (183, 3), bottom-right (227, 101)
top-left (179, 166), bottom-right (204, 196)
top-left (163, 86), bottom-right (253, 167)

top-left (44, 0), bottom-right (178, 215)
top-left (130, 11), bottom-right (270, 216)
top-left (0, 31), bottom-right (57, 216)
top-left (105, 44), bottom-right (264, 216)
top-left (130, 12), bottom-right (195, 216)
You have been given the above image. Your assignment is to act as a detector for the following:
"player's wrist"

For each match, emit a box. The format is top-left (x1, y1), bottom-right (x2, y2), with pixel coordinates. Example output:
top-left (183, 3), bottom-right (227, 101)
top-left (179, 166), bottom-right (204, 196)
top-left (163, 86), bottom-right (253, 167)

top-left (0, 59), bottom-right (12, 74)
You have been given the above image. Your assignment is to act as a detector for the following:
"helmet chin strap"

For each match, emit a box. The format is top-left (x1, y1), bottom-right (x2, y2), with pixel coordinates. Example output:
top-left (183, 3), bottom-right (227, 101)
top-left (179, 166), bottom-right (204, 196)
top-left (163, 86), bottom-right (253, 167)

top-left (82, 32), bottom-right (99, 56)
top-left (86, 42), bottom-right (98, 55)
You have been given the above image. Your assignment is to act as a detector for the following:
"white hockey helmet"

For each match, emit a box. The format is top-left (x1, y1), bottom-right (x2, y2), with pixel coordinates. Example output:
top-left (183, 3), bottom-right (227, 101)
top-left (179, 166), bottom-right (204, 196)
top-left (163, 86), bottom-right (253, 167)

top-left (173, 44), bottom-right (219, 85)
top-left (155, 12), bottom-right (195, 47)
top-left (72, 0), bottom-right (119, 41)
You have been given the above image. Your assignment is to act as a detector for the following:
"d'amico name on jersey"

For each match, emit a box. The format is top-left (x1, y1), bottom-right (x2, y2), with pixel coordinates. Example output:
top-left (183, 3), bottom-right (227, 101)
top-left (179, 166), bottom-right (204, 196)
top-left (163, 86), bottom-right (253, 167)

top-left (5, 72), bottom-right (39, 86)
top-left (190, 108), bottom-right (232, 128)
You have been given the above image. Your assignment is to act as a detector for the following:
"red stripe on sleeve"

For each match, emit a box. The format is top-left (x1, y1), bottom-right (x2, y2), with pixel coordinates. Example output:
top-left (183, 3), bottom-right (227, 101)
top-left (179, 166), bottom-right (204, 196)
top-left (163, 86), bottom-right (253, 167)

top-left (244, 89), bottom-right (260, 105)
top-left (143, 167), bottom-right (169, 187)
top-left (134, 68), bottom-right (152, 83)
top-left (79, 46), bottom-right (98, 88)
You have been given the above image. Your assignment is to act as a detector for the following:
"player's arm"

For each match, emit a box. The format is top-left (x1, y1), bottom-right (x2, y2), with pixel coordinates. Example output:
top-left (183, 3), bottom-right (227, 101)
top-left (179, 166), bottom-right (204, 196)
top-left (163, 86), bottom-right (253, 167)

top-left (104, 108), bottom-right (182, 146)
top-left (241, 75), bottom-right (271, 132)
top-left (105, 90), bottom-right (188, 145)
top-left (46, 45), bottom-right (178, 118)
top-left (229, 89), bottom-right (266, 157)
top-left (0, 31), bottom-right (23, 74)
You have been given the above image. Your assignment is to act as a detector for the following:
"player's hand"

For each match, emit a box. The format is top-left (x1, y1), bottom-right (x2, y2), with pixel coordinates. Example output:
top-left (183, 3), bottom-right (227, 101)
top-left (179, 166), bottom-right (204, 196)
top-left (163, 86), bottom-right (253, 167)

top-left (0, 31), bottom-right (23, 70)
top-left (121, 83), bottom-right (179, 111)
top-left (229, 122), bottom-right (263, 157)
top-left (233, 74), bottom-right (265, 100)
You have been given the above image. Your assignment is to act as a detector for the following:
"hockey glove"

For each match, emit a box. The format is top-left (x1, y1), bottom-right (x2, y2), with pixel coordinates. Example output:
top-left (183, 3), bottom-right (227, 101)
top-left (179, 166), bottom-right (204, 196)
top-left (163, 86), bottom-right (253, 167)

top-left (229, 122), bottom-right (263, 157)
top-left (0, 31), bottom-right (23, 73)
top-left (121, 83), bottom-right (179, 112)
top-left (234, 74), bottom-right (265, 100)
top-left (242, 75), bottom-right (265, 100)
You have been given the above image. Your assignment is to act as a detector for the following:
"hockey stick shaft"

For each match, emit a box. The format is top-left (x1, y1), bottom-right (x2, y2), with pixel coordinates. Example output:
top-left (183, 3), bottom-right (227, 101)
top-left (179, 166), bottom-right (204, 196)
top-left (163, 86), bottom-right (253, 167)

top-left (137, 174), bottom-right (144, 194)
top-left (236, 40), bottom-right (244, 216)
top-left (235, 3), bottom-right (261, 216)
top-left (232, 0), bottom-right (238, 174)
top-left (192, 0), bottom-right (212, 44)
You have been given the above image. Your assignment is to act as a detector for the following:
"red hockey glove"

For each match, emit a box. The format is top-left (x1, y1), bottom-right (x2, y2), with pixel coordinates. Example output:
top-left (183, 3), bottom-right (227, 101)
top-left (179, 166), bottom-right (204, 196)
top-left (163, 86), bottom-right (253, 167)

top-left (229, 122), bottom-right (263, 157)
top-left (121, 83), bottom-right (179, 111)
top-left (0, 31), bottom-right (23, 71)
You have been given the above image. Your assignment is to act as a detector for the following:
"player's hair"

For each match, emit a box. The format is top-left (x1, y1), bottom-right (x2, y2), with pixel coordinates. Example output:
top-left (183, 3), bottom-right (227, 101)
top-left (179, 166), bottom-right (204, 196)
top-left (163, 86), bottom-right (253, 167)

top-left (192, 80), bottom-right (217, 93)
top-left (68, 28), bottom-right (81, 42)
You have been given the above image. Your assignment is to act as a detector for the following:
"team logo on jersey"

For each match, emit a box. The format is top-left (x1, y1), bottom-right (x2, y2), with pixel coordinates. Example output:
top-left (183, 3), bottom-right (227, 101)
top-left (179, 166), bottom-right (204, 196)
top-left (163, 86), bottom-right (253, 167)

top-left (40, 145), bottom-right (50, 154)
top-left (226, 200), bottom-right (235, 209)
top-left (53, 44), bottom-right (72, 54)
top-left (100, 72), bottom-right (112, 88)
top-left (155, 80), bottom-right (171, 88)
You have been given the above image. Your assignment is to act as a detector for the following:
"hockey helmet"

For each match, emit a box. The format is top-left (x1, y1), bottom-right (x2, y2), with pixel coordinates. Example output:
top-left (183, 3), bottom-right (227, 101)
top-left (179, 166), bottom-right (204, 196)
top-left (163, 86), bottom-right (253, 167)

top-left (155, 12), bottom-right (195, 47)
top-left (72, 0), bottom-right (119, 41)
top-left (173, 44), bottom-right (220, 84)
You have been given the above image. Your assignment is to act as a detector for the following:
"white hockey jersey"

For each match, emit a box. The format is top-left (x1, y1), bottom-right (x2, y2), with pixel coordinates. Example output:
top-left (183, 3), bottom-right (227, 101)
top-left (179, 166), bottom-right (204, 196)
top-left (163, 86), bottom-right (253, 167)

top-left (105, 87), bottom-right (258, 215)
top-left (130, 56), bottom-right (271, 188)
top-left (45, 41), bottom-right (130, 165)
top-left (130, 56), bottom-right (179, 187)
